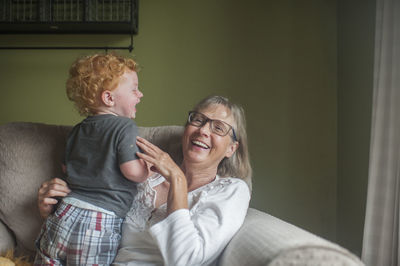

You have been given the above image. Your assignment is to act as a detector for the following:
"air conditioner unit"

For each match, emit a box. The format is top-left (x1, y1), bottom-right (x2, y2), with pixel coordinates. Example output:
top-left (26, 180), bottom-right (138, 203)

top-left (0, 0), bottom-right (138, 34)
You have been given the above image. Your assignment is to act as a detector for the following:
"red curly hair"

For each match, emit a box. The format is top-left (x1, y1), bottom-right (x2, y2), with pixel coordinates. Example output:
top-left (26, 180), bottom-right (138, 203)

top-left (66, 53), bottom-right (138, 116)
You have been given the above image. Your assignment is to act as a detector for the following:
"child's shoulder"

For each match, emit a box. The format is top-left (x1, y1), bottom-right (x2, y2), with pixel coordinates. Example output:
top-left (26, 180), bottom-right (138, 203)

top-left (107, 116), bottom-right (138, 135)
top-left (112, 116), bottom-right (137, 126)
top-left (93, 114), bottom-right (135, 125)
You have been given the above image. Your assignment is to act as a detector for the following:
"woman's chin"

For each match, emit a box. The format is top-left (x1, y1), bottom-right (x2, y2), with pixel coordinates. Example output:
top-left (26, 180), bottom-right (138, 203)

top-left (184, 149), bottom-right (209, 163)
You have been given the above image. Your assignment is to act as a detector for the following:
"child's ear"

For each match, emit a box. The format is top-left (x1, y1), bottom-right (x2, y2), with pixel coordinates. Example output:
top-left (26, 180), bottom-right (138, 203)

top-left (101, 90), bottom-right (114, 106)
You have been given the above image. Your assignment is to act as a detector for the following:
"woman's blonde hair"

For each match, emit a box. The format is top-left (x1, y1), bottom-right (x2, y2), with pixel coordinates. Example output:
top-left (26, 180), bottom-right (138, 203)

top-left (66, 53), bottom-right (137, 116)
top-left (192, 95), bottom-right (252, 189)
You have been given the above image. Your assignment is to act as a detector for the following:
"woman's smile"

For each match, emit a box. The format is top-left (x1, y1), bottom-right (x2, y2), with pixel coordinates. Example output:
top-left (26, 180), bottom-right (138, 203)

top-left (191, 139), bottom-right (210, 149)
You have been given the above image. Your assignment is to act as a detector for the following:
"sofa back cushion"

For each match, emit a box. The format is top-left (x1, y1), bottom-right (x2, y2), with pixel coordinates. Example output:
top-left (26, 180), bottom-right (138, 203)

top-left (0, 122), bottom-right (183, 256)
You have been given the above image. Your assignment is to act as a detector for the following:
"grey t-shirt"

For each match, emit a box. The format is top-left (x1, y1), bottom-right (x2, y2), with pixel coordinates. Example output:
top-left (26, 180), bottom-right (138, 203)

top-left (64, 114), bottom-right (140, 218)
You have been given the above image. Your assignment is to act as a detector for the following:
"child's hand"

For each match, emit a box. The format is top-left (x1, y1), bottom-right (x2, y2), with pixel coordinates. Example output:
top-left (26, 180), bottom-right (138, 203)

top-left (144, 161), bottom-right (156, 178)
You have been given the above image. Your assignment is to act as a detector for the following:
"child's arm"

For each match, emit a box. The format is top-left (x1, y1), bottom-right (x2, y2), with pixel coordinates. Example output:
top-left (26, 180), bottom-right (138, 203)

top-left (120, 158), bottom-right (149, 183)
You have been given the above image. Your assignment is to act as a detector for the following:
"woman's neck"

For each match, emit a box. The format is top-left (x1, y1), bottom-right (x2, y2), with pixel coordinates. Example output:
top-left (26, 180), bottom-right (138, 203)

top-left (181, 162), bottom-right (218, 191)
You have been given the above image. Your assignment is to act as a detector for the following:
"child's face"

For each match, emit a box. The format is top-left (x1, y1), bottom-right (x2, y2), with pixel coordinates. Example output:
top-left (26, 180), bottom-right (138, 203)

top-left (111, 70), bottom-right (143, 119)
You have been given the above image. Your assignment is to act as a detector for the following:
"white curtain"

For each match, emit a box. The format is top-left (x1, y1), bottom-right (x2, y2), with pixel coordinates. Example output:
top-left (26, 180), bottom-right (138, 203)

top-left (362, 0), bottom-right (400, 265)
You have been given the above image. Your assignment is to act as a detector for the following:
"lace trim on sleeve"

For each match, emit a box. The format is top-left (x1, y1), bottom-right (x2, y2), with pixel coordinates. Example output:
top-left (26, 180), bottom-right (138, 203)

top-left (125, 174), bottom-right (163, 230)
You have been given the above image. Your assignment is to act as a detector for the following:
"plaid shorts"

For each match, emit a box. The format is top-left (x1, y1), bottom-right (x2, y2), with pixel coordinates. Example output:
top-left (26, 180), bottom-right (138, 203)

top-left (34, 201), bottom-right (123, 266)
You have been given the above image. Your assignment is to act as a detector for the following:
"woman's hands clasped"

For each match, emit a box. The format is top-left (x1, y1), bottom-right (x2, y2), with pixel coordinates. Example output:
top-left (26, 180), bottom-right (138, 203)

top-left (38, 178), bottom-right (71, 219)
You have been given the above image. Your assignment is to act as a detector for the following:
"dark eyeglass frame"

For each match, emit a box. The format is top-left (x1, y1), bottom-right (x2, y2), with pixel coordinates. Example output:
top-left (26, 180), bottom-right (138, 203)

top-left (187, 111), bottom-right (238, 141)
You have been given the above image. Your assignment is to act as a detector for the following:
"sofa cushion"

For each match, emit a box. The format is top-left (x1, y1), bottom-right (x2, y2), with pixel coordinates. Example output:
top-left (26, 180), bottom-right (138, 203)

top-left (0, 220), bottom-right (15, 253)
top-left (0, 122), bottom-right (184, 257)
top-left (0, 122), bottom-right (71, 256)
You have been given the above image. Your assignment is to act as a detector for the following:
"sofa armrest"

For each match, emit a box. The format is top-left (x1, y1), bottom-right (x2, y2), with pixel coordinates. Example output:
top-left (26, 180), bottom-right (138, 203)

top-left (219, 208), bottom-right (364, 266)
top-left (0, 220), bottom-right (15, 253)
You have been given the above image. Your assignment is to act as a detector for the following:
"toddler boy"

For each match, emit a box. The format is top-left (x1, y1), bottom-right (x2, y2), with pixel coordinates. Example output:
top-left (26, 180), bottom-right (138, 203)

top-left (34, 53), bottom-right (148, 265)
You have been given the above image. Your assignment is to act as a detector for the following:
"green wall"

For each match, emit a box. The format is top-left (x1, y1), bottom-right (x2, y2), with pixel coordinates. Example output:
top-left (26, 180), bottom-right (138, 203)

top-left (337, 0), bottom-right (375, 256)
top-left (0, 0), bottom-right (370, 251)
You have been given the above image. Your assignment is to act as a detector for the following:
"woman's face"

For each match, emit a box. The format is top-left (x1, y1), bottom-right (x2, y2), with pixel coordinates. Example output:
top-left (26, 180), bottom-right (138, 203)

top-left (182, 104), bottom-right (238, 170)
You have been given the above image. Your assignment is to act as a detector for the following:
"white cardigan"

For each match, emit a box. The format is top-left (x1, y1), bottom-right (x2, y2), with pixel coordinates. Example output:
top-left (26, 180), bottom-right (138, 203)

top-left (113, 174), bottom-right (251, 266)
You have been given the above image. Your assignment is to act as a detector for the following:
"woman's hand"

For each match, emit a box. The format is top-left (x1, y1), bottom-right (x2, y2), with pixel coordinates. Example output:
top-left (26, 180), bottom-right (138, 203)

top-left (136, 136), bottom-right (188, 214)
top-left (136, 136), bottom-right (183, 181)
top-left (38, 178), bottom-right (71, 219)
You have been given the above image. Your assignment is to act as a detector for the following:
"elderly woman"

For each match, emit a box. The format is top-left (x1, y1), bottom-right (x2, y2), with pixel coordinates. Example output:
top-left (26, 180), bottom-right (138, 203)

top-left (38, 95), bottom-right (252, 265)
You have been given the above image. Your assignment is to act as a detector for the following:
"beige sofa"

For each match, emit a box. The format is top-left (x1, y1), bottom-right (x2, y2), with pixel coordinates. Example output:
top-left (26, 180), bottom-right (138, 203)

top-left (0, 122), bottom-right (364, 265)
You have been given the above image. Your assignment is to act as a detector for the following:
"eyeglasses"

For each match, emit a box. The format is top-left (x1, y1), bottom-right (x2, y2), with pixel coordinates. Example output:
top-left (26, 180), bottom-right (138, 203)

top-left (187, 111), bottom-right (237, 141)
